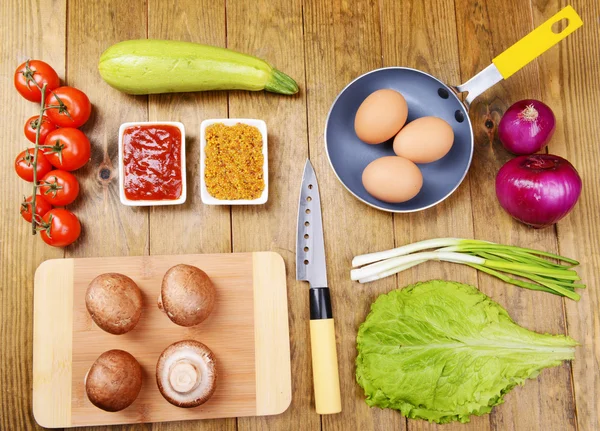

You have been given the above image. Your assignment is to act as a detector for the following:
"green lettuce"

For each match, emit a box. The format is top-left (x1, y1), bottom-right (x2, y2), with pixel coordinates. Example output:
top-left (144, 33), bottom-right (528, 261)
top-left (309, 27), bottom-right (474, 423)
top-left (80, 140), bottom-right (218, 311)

top-left (356, 280), bottom-right (576, 424)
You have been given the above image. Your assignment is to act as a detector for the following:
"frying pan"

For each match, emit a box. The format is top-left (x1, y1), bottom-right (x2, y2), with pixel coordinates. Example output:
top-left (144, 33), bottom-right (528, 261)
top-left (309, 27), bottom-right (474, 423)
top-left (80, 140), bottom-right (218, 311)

top-left (325, 6), bottom-right (582, 213)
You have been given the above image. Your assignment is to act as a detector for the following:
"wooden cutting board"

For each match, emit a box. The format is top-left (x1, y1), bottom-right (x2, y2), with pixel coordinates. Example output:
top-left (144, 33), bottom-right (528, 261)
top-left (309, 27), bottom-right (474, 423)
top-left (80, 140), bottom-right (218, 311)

top-left (32, 252), bottom-right (291, 428)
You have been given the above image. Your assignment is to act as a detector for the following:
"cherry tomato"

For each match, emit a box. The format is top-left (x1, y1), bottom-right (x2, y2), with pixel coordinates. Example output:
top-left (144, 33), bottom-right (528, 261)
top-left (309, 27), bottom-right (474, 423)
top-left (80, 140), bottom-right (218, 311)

top-left (20, 195), bottom-right (52, 223)
top-left (39, 208), bottom-right (81, 247)
top-left (42, 128), bottom-right (91, 171)
top-left (24, 115), bottom-right (57, 144)
top-left (45, 86), bottom-right (91, 128)
top-left (14, 60), bottom-right (60, 103)
top-left (38, 170), bottom-right (80, 206)
top-left (14, 149), bottom-right (53, 182)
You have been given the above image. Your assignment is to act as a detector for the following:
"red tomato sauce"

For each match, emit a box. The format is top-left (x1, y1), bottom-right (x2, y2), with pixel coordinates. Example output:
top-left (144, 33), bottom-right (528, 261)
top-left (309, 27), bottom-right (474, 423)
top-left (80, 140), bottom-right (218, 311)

top-left (122, 125), bottom-right (183, 201)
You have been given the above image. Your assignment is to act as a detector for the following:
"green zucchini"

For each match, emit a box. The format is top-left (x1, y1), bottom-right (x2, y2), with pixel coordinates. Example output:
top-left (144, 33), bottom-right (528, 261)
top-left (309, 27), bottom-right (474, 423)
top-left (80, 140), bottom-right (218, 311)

top-left (98, 39), bottom-right (299, 95)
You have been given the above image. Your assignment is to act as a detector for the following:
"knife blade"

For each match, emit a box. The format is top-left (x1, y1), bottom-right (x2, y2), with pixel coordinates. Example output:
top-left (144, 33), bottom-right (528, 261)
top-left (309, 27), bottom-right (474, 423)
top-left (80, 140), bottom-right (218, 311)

top-left (296, 159), bottom-right (327, 287)
top-left (296, 159), bottom-right (341, 415)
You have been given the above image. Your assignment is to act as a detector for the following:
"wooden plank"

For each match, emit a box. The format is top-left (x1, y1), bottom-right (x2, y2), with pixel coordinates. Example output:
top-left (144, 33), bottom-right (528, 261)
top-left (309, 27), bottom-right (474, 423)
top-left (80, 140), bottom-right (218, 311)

top-left (0, 1), bottom-right (66, 430)
top-left (65, 0), bottom-right (149, 259)
top-left (146, 2), bottom-right (234, 429)
top-left (379, 1), bottom-right (483, 430)
top-left (453, 0), bottom-right (575, 429)
top-left (531, 1), bottom-right (600, 430)
top-left (302, 0), bottom-right (404, 430)
top-left (147, 0), bottom-right (232, 257)
top-left (252, 252), bottom-right (292, 416)
top-left (225, 1), bottom-right (319, 430)
top-left (65, 1), bottom-right (148, 431)
top-left (32, 259), bottom-right (74, 428)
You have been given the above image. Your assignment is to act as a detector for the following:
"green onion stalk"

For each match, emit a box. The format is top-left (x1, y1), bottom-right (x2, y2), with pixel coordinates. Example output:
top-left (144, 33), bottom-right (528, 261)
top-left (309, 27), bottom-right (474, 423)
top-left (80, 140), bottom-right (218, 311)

top-left (351, 238), bottom-right (583, 300)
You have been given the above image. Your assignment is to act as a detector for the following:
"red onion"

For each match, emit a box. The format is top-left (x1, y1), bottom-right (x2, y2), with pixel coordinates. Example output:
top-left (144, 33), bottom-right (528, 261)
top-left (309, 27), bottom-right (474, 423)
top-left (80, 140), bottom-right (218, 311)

top-left (498, 99), bottom-right (556, 155)
top-left (496, 154), bottom-right (582, 228)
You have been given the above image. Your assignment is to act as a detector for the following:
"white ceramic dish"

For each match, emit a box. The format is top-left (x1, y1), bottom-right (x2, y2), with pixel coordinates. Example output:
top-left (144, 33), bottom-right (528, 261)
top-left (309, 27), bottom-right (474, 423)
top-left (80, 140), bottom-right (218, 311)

top-left (118, 121), bottom-right (187, 206)
top-left (200, 119), bottom-right (268, 205)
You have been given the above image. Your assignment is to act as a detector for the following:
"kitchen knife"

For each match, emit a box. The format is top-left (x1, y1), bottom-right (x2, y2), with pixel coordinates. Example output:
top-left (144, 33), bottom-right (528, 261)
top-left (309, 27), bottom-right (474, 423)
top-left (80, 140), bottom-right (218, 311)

top-left (296, 159), bottom-right (342, 415)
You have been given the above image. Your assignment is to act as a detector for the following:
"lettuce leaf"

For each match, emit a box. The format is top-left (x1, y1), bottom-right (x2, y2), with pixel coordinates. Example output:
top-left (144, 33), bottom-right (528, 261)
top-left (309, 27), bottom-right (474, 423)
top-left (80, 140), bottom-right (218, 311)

top-left (356, 280), bottom-right (576, 424)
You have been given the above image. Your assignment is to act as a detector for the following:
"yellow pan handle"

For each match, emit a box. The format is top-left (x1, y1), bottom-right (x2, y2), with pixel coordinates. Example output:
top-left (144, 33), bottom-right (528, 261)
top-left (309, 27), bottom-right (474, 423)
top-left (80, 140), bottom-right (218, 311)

top-left (309, 319), bottom-right (342, 414)
top-left (492, 5), bottom-right (582, 79)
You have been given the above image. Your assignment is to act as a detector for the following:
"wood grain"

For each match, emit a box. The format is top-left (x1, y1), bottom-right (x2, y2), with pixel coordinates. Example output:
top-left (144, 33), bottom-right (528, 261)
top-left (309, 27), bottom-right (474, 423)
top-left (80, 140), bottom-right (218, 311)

top-left (302, 0), bottom-right (405, 430)
top-left (531, 1), bottom-right (600, 430)
top-left (225, 1), bottom-right (318, 431)
top-left (0, 1), bottom-right (66, 430)
top-left (32, 252), bottom-right (290, 427)
top-left (454, 0), bottom-right (575, 429)
top-left (380, 1), bottom-right (483, 430)
top-left (65, 2), bottom-right (148, 431)
top-left (2, 0), bottom-right (600, 430)
top-left (65, 0), bottom-right (149, 260)
top-left (146, 2), bottom-right (233, 429)
top-left (70, 254), bottom-right (255, 427)
top-left (147, 0), bottom-right (232, 257)
top-left (32, 259), bottom-right (74, 428)
top-left (252, 252), bottom-right (292, 416)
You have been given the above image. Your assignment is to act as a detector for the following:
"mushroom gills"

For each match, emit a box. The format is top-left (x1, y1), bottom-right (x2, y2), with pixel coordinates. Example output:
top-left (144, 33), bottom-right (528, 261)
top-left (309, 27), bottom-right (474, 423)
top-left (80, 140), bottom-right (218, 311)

top-left (158, 346), bottom-right (215, 406)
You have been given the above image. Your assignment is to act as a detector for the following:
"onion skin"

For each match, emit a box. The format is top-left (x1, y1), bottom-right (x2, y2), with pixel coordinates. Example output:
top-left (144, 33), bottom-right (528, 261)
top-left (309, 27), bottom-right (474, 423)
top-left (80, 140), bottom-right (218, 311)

top-left (496, 154), bottom-right (582, 228)
top-left (498, 100), bottom-right (555, 155)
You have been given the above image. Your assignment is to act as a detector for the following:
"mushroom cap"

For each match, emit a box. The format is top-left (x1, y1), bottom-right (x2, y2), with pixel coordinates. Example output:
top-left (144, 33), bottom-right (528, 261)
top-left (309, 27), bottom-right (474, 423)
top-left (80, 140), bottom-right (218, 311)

top-left (86, 273), bottom-right (143, 335)
top-left (156, 340), bottom-right (217, 408)
top-left (158, 264), bottom-right (216, 327)
top-left (85, 349), bottom-right (143, 412)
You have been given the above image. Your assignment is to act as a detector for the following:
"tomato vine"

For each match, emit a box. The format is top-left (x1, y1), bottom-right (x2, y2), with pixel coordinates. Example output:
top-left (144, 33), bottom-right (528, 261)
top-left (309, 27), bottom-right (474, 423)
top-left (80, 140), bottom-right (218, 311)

top-left (15, 59), bottom-right (88, 247)
top-left (30, 83), bottom-right (48, 235)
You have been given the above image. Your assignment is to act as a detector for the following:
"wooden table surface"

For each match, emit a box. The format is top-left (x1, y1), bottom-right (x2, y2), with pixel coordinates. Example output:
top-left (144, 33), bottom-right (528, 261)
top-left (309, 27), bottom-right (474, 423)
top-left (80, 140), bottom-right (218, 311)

top-left (1, 1), bottom-right (599, 430)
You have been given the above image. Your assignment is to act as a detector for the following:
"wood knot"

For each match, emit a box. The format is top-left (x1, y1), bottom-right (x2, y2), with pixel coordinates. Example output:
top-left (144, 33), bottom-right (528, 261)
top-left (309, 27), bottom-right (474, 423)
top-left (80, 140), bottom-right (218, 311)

top-left (99, 168), bottom-right (111, 180)
top-left (97, 161), bottom-right (115, 185)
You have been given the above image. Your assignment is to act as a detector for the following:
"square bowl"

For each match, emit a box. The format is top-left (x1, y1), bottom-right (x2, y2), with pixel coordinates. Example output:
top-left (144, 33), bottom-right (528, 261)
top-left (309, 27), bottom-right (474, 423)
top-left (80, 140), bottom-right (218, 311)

top-left (200, 119), bottom-right (268, 205)
top-left (118, 121), bottom-right (187, 206)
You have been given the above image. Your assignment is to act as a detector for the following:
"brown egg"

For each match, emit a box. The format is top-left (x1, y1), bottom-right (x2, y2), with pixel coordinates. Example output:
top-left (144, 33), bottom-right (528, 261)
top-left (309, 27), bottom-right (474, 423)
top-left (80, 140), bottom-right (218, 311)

top-left (354, 89), bottom-right (408, 144)
top-left (393, 116), bottom-right (454, 163)
top-left (362, 156), bottom-right (423, 203)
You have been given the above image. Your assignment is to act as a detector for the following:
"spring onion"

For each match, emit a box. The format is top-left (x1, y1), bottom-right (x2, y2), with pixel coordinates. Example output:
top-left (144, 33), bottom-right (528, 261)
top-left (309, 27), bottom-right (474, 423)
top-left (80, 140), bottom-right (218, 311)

top-left (351, 238), bottom-right (583, 300)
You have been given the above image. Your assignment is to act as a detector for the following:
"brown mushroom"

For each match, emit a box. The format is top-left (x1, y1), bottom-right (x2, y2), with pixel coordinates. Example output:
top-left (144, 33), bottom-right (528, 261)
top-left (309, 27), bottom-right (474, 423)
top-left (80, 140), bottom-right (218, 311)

top-left (86, 273), bottom-right (143, 335)
top-left (156, 340), bottom-right (217, 408)
top-left (158, 264), bottom-right (216, 327)
top-left (85, 349), bottom-right (143, 412)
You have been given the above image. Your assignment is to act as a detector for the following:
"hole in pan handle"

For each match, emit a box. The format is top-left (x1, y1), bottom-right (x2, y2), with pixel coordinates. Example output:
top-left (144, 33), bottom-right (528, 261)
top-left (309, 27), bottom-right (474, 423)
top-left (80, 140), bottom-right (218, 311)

top-left (452, 5), bottom-right (582, 109)
top-left (551, 18), bottom-right (569, 34)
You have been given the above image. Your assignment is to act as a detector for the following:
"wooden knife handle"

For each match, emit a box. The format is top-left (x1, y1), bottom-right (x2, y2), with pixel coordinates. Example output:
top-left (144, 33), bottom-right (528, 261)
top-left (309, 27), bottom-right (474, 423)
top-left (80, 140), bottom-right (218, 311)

top-left (309, 318), bottom-right (342, 414)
